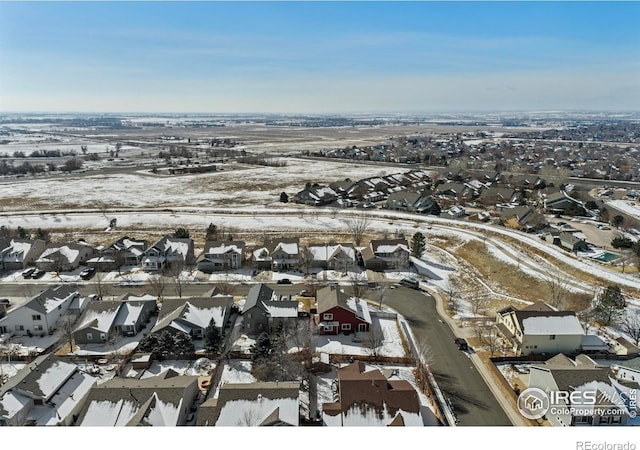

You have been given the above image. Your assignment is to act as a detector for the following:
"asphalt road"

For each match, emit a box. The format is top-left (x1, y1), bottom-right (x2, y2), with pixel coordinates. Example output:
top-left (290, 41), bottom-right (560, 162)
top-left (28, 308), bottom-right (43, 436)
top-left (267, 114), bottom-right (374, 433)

top-left (383, 286), bottom-right (512, 426)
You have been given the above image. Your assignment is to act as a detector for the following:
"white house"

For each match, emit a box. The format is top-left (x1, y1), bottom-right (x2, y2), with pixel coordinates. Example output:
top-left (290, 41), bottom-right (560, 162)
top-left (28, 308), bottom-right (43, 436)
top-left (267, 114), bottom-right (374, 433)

top-left (0, 285), bottom-right (79, 337)
top-left (495, 302), bottom-right (584, 356)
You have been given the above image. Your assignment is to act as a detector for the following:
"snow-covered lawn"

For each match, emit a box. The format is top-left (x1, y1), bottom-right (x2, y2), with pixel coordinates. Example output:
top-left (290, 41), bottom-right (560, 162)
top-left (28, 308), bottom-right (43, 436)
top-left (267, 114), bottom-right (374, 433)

top-left (312, 315), bottom-right (407, 358)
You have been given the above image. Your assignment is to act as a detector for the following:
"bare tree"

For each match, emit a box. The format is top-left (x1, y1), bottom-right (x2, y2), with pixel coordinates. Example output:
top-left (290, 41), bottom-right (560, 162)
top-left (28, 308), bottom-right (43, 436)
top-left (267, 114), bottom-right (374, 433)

top-left (482, 323), bottom-right (502, 357)
top-left (469, 294), bottom-right (488, 319)
top-left (377, 281), bottom-right (391, 310)
top-left (347, 214), bottom-right (371, 247)
top-left (348, 271), bottom-right (369, 300)
top-left (298, 246), bottom-right (314, 275)
top-left (364, 327), bottom-right (385, 358)
top-left (545, 272), bottom-right (569, 310)
top-left (94, 272), bottom-right (109, 300)
top-left (168, 260), bottom-right (186, 298)
top-left (622, 310), bottom-right (640, 345)
top-left (443, 278), bottom-right (462, 313)
top-left (147, 274), bottom-right (167, 303)
top-left (57, 313), bottom-right (77, 354)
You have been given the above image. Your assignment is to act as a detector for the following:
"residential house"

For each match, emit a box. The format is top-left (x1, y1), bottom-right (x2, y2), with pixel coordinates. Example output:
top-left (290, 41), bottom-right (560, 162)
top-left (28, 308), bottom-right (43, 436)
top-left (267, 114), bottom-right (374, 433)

top-left (87, 236), bottom-right (147, 271)
top-left (197, 381), bottom-right (300, 426)
top-left (360, 239), bottom-right (410, 271)
top-left (75, 370), bottom-right (199, 426)
top-left (0, 239), bottom-right (45, 271)
top-left (142, 235), bottom-right (195, 271)
top-left (293, 185), bottom-right (338, 206)
top-left (446, 205), bottom-right (466, 219)
top-left (253, 238), bottom-right (299, 271)
top-left (307, 243), bottom-right (357, 271)
top-left (544, 191), bottom-right (587, 216)
top-left (322, 361), bottom-right (425, 426)
top-left (242, 284), bottom-right (299, 335)
top-left (0, 354), bottom-right (97, 426)
top-left (477, 186), bottom-right (520, 207)
top-left (495, 301), bottom-right (584, 356)
top-left (73, 295), bottom-right (157, 344)
top-left (527, 354), bottom-right (637, 426)
top-left (197, 240), bottom-right (245, 273)
top-left (555, 231), bottom-right (592, 253)
top-left (386, 191), bottom-right (440, 215)
top-left (507, 174), bottom-right (545, 190)
top-left (499, 206), bottom-right (548, 232)
top-left (150, 294), bottom-right (232, 340)
top-left (315, 285), bottom-right (371, 335)
top-left (35, 242), bottom-right (96, 272)
top-left (0, 285), bottom-right (79, 337)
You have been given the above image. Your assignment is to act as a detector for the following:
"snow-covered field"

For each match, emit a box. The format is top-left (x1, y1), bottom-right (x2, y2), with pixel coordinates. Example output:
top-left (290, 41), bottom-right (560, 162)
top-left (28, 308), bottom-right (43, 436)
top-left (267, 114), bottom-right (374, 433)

top-left (0, 158), bottom-right (411, 210)
top-left (608, 199), bottom-right (640, 221)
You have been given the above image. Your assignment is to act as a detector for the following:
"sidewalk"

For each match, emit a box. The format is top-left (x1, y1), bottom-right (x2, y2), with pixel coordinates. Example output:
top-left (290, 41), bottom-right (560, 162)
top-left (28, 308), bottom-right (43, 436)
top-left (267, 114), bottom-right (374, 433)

top-left (423, 285), bottom-right (535, 427)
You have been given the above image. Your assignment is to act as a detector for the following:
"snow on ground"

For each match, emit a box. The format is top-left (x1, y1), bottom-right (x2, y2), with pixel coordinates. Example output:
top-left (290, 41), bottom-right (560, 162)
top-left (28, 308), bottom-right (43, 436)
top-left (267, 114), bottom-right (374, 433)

top-left (215, 360), bottom-right (256, 395)
top-left (0, 158), bottom-right (403, 210)
top-left (139, 360), bottom-right (193, 379)
top-left (0, 362), bottom-right (26, 383)
top-left (312, 315), bottom-right (406, 358)
top-left (607, 199), bottom-right (640, 221)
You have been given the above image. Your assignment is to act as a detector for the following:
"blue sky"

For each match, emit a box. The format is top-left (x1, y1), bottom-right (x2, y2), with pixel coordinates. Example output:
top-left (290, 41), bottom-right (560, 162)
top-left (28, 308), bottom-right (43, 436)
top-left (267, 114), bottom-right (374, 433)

top-left (1, 1), bottom-right (638, 113)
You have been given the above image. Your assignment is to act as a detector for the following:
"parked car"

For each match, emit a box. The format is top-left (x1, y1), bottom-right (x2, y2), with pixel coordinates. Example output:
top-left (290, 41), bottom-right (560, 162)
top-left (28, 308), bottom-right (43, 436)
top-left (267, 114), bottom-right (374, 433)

top-left (454, 337), bottom-right (469, 351)
top-left (0, 299), bottom-right (10, 307)
top-left (79, 267), bottom-right (96, 280)
top-left (22, 267), bottom-right (36, 278)
top-left (399, 278), bottom-right (419, 289)
top-left (30, 269), bottom-right (46, 279)
top-left (277, 278), bottom-right (292, 284)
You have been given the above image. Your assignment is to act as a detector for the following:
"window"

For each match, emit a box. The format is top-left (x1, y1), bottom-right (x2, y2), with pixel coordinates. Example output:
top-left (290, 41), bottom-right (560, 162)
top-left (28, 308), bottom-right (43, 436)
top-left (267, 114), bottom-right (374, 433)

top-left (32, 315), bottom-right (42, 321)
top-left (323, 313), bottom-right (333, 321)
top-left (34, 325), bottom-right (43, 331)
top-left (100, 333), bottom-right (107, 341)
top-left (15, 325), bottom-right (24, 331)
top-left (611, 416), bottom-right (622, 424)
top-left (550, 335), bottom-right (556, 340)
top-left (574, 416), bottom-right (592, 425)
top-left (87, 333), bottom-right (93, 340)
top-left (341, 323), bottom-right (351, 331)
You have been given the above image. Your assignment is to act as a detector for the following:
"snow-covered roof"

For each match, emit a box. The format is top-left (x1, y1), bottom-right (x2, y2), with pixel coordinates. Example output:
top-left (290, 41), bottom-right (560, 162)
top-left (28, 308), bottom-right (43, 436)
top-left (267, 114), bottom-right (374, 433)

top-left (264, 303), bottom-right (298, 318)
top-left (0, 391), bottom-right (30, 420)
top-left (35, 371), bottom-right (96, 425)
top-left (205, 243), bottom-right (242, 255)
top-left (114, 302), bottom-right (145, 327)
top-left (323, 404), bottom-right (423, 426)
top-left (38, 244), bottom-right (84, 263)
top-left (80, 399), bottom-right (138, 426)
top-left (253, 247), bottom-right (270, 261)
top-left (165, 239), bottom-right (190, 256)
top-left (309, 244), bottom-right (355, 262)
top-left (35, 360), bottom-right (77, 402)
top-left (76, 306), bottom-right (120, 333)
top-left (521, 315), bottom-right (583, 335)
top-left (140, 393), bottom-right (182, 426)
top-left (376, 244), bottom-right (409, 254)
top-left (1, 240), bottom-right (33, 263)
top-left (274, 242), bottom-right (298, 255)
top-left (216, 397), bottom-right (299, 426)
top-left (345, 297), bottom-right (372, 324)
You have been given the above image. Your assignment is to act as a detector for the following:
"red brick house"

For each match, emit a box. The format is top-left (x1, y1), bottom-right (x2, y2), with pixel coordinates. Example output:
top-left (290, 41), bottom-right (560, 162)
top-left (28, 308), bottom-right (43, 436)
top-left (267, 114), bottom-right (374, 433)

top-left (315, 285), bottom-right (371, 335)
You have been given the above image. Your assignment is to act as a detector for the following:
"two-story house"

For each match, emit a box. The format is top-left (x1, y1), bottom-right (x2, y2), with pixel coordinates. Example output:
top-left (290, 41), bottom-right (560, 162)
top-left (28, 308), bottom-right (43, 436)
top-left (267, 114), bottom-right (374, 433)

top-left (197, 241), bottom-right (245, 273)
top-left (241, 284), bottom-right (299, 335)
top-left (87, 236), bottom-right (148, 271)
top-left (360, 239), bottom-right (410, 271)
top-left (495, 302), bottom-right (584, 356)
top-left (142, 235), bottom-right (195, 271)
top-left (315, 285), bottom-right (371, 335)
top-left (0, 285), bottom-right (79, 337)
top-left (0, 239), bottom-right (46, 271)
top-left (252, 238), bottom-right (299, 272)
top-left (308, 243), bottom-right (357, 272)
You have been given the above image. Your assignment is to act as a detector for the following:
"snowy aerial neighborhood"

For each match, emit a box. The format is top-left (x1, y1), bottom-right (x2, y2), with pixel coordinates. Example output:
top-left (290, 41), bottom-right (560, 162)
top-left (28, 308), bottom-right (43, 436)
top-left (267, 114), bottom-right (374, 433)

top-left (1, 112), bottom-right (640, 428)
